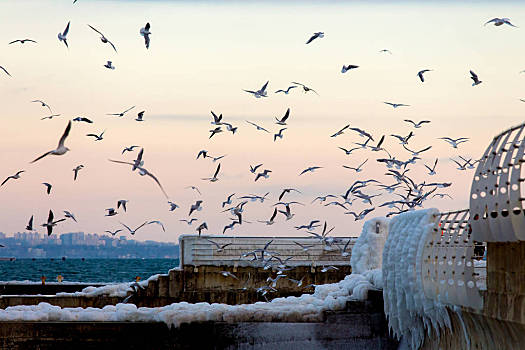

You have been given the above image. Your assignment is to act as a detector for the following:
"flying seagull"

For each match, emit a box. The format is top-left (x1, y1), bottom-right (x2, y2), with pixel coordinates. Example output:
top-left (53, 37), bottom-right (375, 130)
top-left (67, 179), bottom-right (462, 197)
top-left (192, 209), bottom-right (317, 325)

top-left (135, 111), bottom-right (145, 122)
top-left (384, 101), bottom-right (409, 108)
top-left (222, 193), bottom-right (235, 208)
top-left (186, 186), bottom-right (201, 195)
top-left (1, 170), bottom-right (25, 187)
top-left (108, 158), bottom-right (169, 199)
top-left (291, 82), bottom-right (319, 95)
top-left (259, 208), bottom-right (278, 225)
top-left (122, 146), bottom-right (139, 154)
top-left (120, 221), bottom-right (148, 235)
top-left (202, 163), bottom-right (221, 182)
top-left (64, 210), bottom-right (77, 222)
top-left (299, 166), bottom-right (322, 176)
top-left (379, 49), bottom-right (392, 54)
top-left (168, 201), bottom-right (179, 211)
top-left (275, 86), bottom-right (297, 94)
top-left (107, 106), bottom-right (135, 117)
top-left (31, 120), bottom-right (72, 163)
top-left (31, 100), bottom-right (52, 113)
top-left (140, 22), bottom-right (151, 49)
top-left (9, 39), bottom-right (37, 45)
top-left (73, 165), bottom-right (84, 181)
top-left (439, 137), bottom-right (469, 148)
top-left (330, 125), bottom-right (350, 138)
top-left (306, 32), bottom-right (324, 44)
top-left (117, 199), bottom-right (128, 212)
top-left (424, 158), bottom-right (438, 176)
top-left (255, 169), bottom-right (272, 182)
top-left (26, 215), bottom-right (34, 231)
top-left (87, 24), bottom-right (117, 52)
top-left (147, 220), bottom-right (165, 232)
top-left (86, 130), bottom-right (105, 141)
top-left (470, 70), bottom-right (482, 86)
top-left (105, 229), bottom-right (122, 236)
top-left (404, 119), bottom-right (430, 129)
top-left (57, 21), bottom-right (70, 48)
top-left (105, 208), bottom-right (118, 216)
top-left (246, 121), bottom-right (270, 133)
top-left (342, 159), bottom-right (368, 173)
top-left (196, 222), bottom-right (208, 236)
top-left (341, 64), bottom-right (359, 73)
top-left (417, 69), bottom-right (432, 82)
top-left (484, 18), bottom-right (517, 27)
top-left (41, 114), bottom-right (61, 120)
top-left (210, 111), bottom-right (223, 125)
top-left (42, 182), bottom-right (52, 195)
top-left (189, 200), bottom-right (203, 216)
top-left (180, 218), bottom-right (197, 225)
top-left (206, 239), bottom-right (232, 252)
top-left (73, 117), bottom-right (93, 123)
top-left (274, 128), bottom-right (287, 142)
top-left (275, 108), bottom-right (291, 125)
top-left (243, 81), bottom-right (269, 98)
top-left (42, 210), bottom-right (66, 236)
top-left (104, 61), bottom-right (115, 70)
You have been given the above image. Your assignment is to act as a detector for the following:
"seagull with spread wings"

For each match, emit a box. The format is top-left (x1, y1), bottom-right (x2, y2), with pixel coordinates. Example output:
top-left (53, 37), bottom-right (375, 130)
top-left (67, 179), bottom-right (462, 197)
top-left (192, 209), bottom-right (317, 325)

top-left (120, 221), bottom-right (148, 235)
top-left (439, 137), bottom-right (469, 148)
top-left (42, 210), bottom-right (66, 236)
top-left (140, 22), bottom-right (151, 49)
top-left (404, 119), bottom-right (430, 129)
top-left (202, 163), bottom-right (221, 182)
top-left (107, 106), bottom-right (135, 117)
top-left (275, 108), bottom-right (291, 125)
top-left (243, 81), bottom-right (269, 98)
top-left (291, 82), bottom-right (319, 95)
top-left (384, 101), bottom-right (409, 108)
top-left (417, 69), bottom-right (432, 82)
top-left (30, 121), bottom-right (72, 163)
top-left (31, 100), bottom-right (52, 113)
top-left (87, 24), bottom-right (117, 52)
top-left (9, 39), bottom-right (37, 45)
top-left (246, 121), bottom-right (270, 133)
top-left (275, 86), bottom-right (297, 94)
top-left (58, 21), bottom-right (70, 48)
top-left (1, 170), bottom-right (25, 187)
top-left (306, 32), bottom-right (324, 44)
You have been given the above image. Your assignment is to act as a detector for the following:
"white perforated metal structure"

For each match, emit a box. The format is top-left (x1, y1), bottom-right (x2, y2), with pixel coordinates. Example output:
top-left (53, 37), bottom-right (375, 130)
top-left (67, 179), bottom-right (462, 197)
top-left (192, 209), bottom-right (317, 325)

top-left (421, 209), bottom-right (483, 309)
top-left (179, 234), bottom-right (355, 267)
top-left (469, 123), bottom-right (525, 242)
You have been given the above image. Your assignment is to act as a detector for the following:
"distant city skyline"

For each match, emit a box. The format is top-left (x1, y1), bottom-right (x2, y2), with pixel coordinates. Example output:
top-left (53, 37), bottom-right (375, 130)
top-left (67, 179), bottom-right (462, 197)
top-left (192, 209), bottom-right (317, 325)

top-left (0, 1), bottom-right (524, 243)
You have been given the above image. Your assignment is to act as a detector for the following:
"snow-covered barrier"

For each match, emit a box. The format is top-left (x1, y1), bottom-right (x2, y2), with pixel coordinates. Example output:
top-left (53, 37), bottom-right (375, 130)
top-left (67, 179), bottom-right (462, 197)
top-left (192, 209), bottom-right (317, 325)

top-left (383, 209), bottom-right (452, 349)
top-left (55, 275), bottom-right (162, 298)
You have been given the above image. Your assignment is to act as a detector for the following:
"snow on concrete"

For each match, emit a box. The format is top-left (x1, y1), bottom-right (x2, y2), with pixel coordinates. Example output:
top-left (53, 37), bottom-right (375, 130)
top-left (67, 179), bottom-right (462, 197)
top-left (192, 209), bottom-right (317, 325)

top-left (55, 274), bottom-right (163, 298)
top-left (383, 208), bottom-right (451, 350)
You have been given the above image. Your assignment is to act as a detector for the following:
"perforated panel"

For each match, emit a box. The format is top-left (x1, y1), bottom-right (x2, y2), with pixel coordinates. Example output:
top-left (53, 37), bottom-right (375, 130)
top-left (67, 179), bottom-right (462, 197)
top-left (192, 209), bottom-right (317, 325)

top-left (421, 210), bottom-right (483, 309)
top-left (469, 124), bottom-right (525, 242)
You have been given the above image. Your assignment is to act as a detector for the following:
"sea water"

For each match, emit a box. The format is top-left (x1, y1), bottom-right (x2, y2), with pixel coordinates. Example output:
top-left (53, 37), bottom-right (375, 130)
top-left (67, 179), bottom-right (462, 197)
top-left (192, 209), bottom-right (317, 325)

top-left (0, 258), bottom-right (179, 283)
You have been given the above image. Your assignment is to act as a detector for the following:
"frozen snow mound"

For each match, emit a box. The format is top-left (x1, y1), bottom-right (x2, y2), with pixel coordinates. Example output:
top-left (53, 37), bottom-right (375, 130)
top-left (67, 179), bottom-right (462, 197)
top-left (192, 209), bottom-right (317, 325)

top-left (382, 208), bottom-right (451, 350)
top-left (0, 274), bottom-right (372, 328)
top-left (350, 216), bottom-right (390, 278)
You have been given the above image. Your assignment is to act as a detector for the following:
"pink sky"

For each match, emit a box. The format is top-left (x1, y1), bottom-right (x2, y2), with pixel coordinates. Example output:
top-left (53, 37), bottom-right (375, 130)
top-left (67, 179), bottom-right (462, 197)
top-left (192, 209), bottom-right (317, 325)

top-left (0, 1), bottom-right (524, 242)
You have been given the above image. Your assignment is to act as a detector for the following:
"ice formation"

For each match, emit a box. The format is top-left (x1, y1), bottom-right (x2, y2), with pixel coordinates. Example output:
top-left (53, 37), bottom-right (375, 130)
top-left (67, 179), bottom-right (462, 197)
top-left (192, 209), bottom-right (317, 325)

top-left (0, 274), bottom-right (371, 328)
top-left (350, 216), bottom-right (389, 276)
top-left (382, 208), bottom-right (451, 350)
top-left (55, 274), bottom-right (162, 298)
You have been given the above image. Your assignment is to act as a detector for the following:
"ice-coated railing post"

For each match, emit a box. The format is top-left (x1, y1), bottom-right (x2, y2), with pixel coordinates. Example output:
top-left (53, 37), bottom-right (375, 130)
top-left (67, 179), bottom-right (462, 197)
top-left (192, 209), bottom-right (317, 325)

top-left (470, 123), bottom-right (525, 242)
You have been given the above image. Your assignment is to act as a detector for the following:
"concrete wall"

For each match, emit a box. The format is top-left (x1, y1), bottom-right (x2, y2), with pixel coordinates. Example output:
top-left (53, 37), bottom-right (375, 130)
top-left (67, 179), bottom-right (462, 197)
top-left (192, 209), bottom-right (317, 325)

top-left (0, 291), bottom-right (398, 350)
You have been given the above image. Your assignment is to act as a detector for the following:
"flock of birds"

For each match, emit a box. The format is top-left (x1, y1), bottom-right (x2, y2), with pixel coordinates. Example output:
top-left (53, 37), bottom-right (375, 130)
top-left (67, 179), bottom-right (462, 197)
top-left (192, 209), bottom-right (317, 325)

top-left (0, 7), bottom-right (517, 297)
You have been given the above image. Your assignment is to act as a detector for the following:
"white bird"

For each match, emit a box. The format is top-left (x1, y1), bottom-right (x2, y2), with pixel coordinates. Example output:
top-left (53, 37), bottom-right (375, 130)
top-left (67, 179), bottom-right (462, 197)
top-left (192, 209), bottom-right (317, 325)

top-left (87, 24), bottom-right (117, 52)
top-left (255, 169), bottom-right (272, 182)
top-left (275, 108), bottom-right (291, 125)
top-left (26, 215), bottom-right (34, 231)
top-left (299, 166), bottom-right (322, 175)
top-left (210, 111), bottom-right (223, 125)
top-left (470, 70), bottom-right (482, 86)
top-left (275, 86), bottom-right (297, 94)
top-left (42, 182), bottom-right (52, 195)
top-left (402, 144), bottom-right (432, 157)
top-left (104, 61), bottom-right (115, 70)
top-left (105, 229), bottom-right (122, 236)
top-left (180, 218), bottom-right (197, 225)
top-left (206, 239), bottom-right (232, 252)
top-left (291, 82), bottom-right (319, 95)
top-left (404, 119), bottom-right (430, 129)
top-left (341, 64), bottom-right (359, 73)
top-left (243, 81), bottom-right (269, 98)
top-left (186, 186), bottom-right (202, 195)
top-left (330, 125), bottom-right (350, 138)
top-left (267, 274), bottom-right (287, 288)
top-left (1, 170), bottom-right (25, 187)
top-left (246, 121), bottom-right (270, 133)
top-left (86, 130), bottom-right (105, 141)
top-left (209, 127), bottom-right (223, 139)
top-left (120, 221), bottom-right (148, 235)
top-left (63, 210), bottom-right (77, 222)
top-left (189, 200), bottom-right (203, 216)
top-left (41, 114), bottom-right (61, 120)
top-left (135, 111), bottom-right (145, 122)
top-left (105, 208), bottom-right (118, 217)
top-left (417, 69), bottom-right (432, 82)
top-left (306, 32), bottom-right (324, 44)
top-left (321, 266), bottom-right (339, 273)
top-left (117, 200), bottom-right (128, 212)
top-left (484, 18), bottom-right (517, 27)
top-left (379, 49), bottom-right (392, 54)
top-left (196, 222), bottom-right (208, 236)
top-left (222, 193), bottom-right (235, 208)
top-left (57, 21), bottom-right (70, 48)
top-left (439, 137), bottom-right (469, 148)
top-left (384, 101), bottom-right (409, 108)
top-left (424, 159), bottom-right (438, 176)
top-left (274, 128), bottom-right (287, 142)
top-left (31, 100), bottom-right (52, 113)
top-left (202, 163), bottom-right (221, 182)
top-left (168, 201), bottom-right (179, 211)
top-left (147, 220), bottom-right (165, 232)
top-left (250, 164), bottom-right (263, 174)
top-left (140, 22), bottom-right (151, 49)
top-left (30, 121), bottom-right (72, 163)
top-left (342, 159), bottom-right (368, 173)
top-left (258, 208), bottom-right (278, 225)
top-left (9, 39), bottom-right (37, 45)
top-left (41, 210), bottom-right (66, 236)
top-left (122, 146), bottom-right (139, 154)
top-left (73, 165), bottom-right (84, 181)
top-left (107, 106), bottom-right (135, 117)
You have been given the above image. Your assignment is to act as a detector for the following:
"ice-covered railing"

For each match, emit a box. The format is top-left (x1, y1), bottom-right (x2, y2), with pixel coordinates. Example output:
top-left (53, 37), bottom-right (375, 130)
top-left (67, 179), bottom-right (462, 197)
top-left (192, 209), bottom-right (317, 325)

top-left (470, 122), bottom-right (525, 242)
top-left (421, 209), bottom-right (484, 309)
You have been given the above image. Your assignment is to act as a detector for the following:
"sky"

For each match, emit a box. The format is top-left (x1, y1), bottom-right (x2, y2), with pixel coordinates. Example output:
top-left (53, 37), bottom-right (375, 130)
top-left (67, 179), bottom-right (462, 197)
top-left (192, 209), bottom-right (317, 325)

top-left (0, 0), bottom-right (524, 242)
